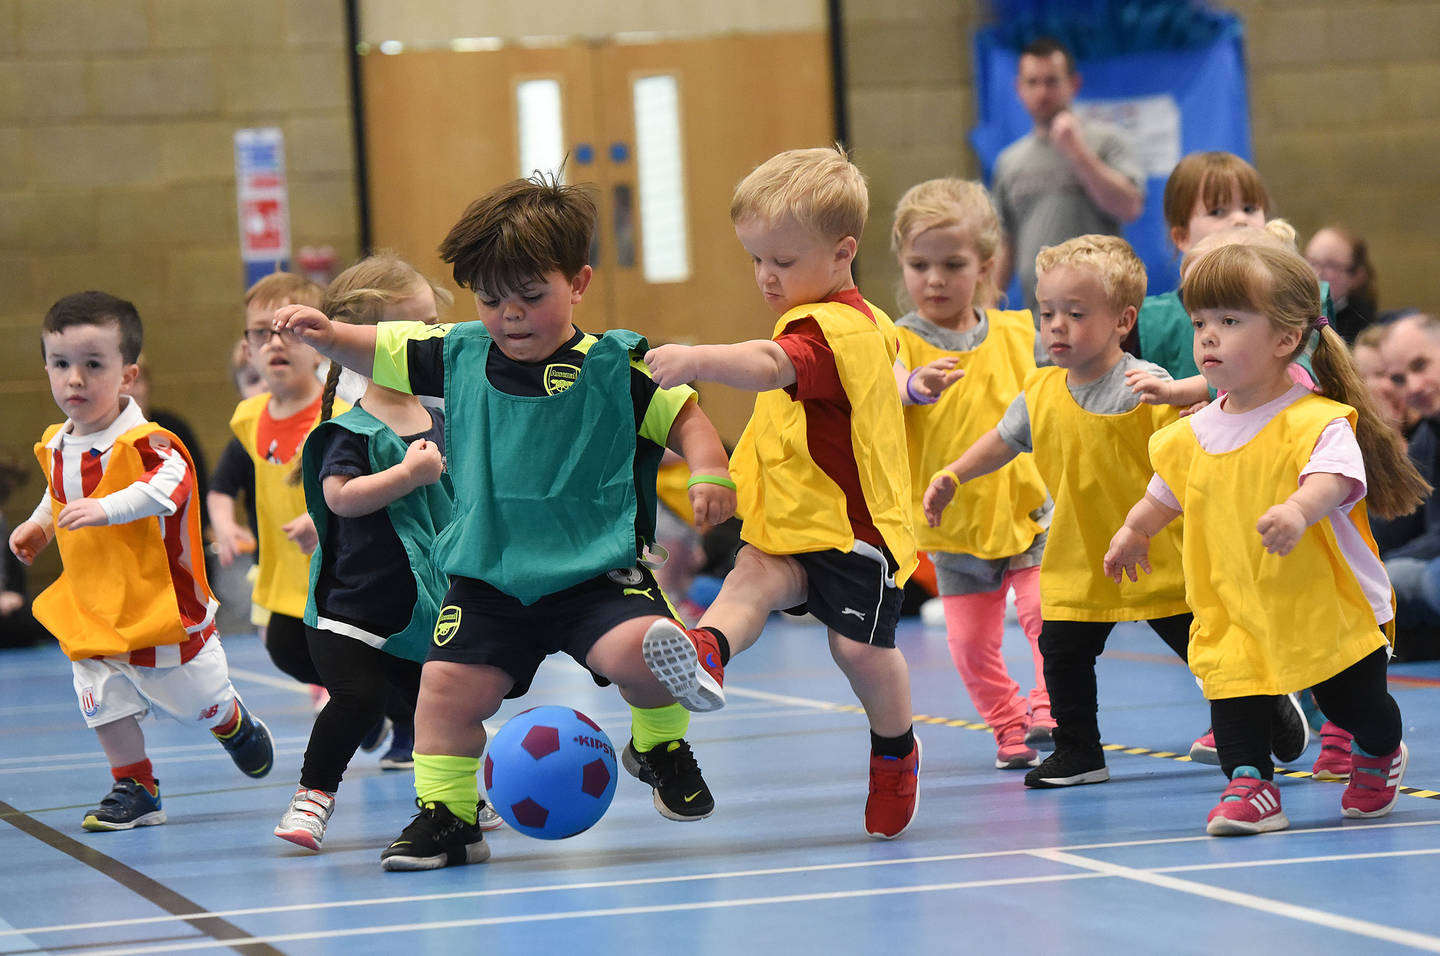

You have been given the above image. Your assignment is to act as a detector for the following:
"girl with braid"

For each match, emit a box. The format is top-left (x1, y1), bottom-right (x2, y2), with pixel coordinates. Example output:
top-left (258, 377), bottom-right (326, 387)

top-left (272, 254), bottom-right (493, 850)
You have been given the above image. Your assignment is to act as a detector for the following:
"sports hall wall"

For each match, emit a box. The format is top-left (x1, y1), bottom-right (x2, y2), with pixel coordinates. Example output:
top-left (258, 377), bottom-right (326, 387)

top-left (2, 0), bottom-right (1438, 585)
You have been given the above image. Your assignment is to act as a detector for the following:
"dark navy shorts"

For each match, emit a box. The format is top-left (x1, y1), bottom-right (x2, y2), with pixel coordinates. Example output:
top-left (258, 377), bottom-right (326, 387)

top-left (427, 565), bottom-right (672, 698)
top-left (780, 541), bottom-right (903, 647)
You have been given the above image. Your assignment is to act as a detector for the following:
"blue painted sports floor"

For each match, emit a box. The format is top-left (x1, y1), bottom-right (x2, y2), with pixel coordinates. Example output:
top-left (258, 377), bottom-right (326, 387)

top-left (3, 614), bottom-right (1440, 955)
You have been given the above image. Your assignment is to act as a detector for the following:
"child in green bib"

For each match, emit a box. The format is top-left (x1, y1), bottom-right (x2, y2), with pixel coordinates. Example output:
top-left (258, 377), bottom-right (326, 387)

top-left (276, 173), bottom-right (737, 870)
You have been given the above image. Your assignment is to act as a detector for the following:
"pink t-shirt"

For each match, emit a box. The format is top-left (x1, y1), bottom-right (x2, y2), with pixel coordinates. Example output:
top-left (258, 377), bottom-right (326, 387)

top-left (1147, 384), bottom-right (1392, 624)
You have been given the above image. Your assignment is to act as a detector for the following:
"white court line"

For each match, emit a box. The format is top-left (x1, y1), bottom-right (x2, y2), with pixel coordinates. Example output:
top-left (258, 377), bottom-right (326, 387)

top-left (9, 819), bottom-right (1440, 938)
top-left (1032, 847), bottom-right (1440, 952)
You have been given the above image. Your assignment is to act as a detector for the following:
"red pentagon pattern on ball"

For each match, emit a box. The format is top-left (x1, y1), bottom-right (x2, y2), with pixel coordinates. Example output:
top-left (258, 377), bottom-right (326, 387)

top-left (521, 725), bottom-right (560, 760)
top-left (483, 705), bottom-right (619, 840)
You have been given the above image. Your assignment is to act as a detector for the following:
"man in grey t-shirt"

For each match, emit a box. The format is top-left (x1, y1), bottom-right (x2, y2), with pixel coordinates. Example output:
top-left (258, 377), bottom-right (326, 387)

top-left (993, 38), bottom-right (1145, 327)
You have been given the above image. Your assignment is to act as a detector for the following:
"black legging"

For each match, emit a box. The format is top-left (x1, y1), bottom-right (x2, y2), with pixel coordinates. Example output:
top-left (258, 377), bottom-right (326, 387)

top-left (1037, 614), bottom-right (1192, 755)
top-left (262, 611), bottom-right (323, 686)
top-left (1212, 645), bottom-right (1400, 779)
top-left (300, 625), bottom-right (423, 793)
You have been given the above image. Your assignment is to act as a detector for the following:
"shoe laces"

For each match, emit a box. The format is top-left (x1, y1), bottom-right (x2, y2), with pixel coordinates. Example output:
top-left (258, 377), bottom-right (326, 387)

top-left (646, 739), bottom-right (701, 786)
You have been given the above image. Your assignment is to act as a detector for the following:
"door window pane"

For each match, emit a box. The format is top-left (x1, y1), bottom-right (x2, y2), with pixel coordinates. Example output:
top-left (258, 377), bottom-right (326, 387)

top-left (516, 78), bottom-right (564, 181)
top-left (632, 74), bottom-right (690, 283)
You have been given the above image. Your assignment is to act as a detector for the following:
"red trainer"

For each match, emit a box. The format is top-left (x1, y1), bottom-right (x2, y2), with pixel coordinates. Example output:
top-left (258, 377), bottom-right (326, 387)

top-left (866, 737), bottom-right (921, 839)
top-left (1341, 741), bottom-right (1407, 818)
top-left (1189, 730), bottom-right (1220, 765)
top-left (642, 619), bottom-right (725, 712)
top-left (1311, 721), bottom-right (1354, 782)
top-left (1206, 775), bottom-right (1289, 836)
top-left (994, 720), bottom-right (1040, 769)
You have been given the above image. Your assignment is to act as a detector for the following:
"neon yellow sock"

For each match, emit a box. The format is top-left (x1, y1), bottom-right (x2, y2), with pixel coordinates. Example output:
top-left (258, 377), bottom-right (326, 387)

top-left (413, 752), bottom-right (480, 825)
top-left (630, 702), bottom-right (691, 753)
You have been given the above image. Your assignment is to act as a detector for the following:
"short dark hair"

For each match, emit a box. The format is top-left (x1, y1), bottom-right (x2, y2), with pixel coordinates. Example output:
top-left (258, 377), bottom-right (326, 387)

top-left (438, 171), bottom-right (596, 294)
top-left (42, 291), bottom-right (143, 363)
top-left (1020, 36), bottom-right (1076, 75)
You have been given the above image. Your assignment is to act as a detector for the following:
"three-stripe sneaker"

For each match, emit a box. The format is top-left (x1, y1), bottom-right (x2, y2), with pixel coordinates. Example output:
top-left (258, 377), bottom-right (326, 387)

top-left (1341, 741), bottom-right (1407, 818)
top-left (1206, 772), bottom-right (1289, 836)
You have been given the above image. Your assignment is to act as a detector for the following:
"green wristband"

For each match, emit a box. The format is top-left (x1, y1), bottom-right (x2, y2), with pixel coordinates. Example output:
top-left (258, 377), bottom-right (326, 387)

top-left (686, 474), bottom-right (737, 491)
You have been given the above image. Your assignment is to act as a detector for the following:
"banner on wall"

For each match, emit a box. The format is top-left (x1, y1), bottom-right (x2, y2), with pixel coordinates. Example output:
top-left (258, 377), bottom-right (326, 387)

top-left (970, 15), bottom-right (1250, 297)
top-left (234, 128), bottom-right (292, 288)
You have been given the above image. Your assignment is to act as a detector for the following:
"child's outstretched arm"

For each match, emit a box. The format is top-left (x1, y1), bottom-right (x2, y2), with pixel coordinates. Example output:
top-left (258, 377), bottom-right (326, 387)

top-left (894, 357), bottom-right (964, 406)
top-left (274, 304), bottom-right (377, 378)
top-left (1104, 493), bottom-right (1181, 582)
top-left (1125, 369), bottom-right (1210, 408)
top-left (922, 428), bottom-right (1019, 527)
top-left (645, 341), bottom-right (795, 392)
top-left (665, 399), bottom-right (736, 530)
top-left (322, 439), bottom-right (444, 518)
top-left (1257, 472), bottom-right (1352, 556)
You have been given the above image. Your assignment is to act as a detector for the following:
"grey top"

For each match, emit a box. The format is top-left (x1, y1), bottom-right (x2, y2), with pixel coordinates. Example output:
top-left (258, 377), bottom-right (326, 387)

top-left (997, 352), bottom-right (1170, 453)
top-left (993, 117), bottom-right (1144, 313)
top-left (895, 308), bottom-right (989, 351)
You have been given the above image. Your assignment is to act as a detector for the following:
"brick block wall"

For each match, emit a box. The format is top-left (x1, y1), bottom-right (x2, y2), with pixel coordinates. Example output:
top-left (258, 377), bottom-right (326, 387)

top-left (844, 0), bottom-right (1440, 321)
top-left (0, 0), bottom-right (359, 585)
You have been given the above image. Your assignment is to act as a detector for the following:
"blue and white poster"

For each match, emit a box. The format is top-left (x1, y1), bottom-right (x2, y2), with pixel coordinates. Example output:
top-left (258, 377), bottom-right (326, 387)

top-left (234, 128), bottom-right (292, 288)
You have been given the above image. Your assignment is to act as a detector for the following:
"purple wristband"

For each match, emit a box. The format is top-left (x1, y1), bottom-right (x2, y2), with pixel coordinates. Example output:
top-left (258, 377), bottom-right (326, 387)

top-left (906, 368), bottom-right (939, 405)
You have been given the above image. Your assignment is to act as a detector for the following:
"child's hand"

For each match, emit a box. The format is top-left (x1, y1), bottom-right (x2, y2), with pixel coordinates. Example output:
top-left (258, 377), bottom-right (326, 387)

top-left (212, 524), bottom-right (257, 567)
top-left (56, 499), bottom-right (109, 530)
top-left (1180, 400), bottom-right (1210, 418)
top-left (644, 344), bottom-right (697, 389)
top-left (922, 472), bottom-right (958, 527)
top-left (7, 520), bottom-right (49, 566)
top-left (403, 438), bottom-right (445, 487)
top-left (283, 512), bottom-right (319, 555)
top-left (273, 304), bottom-right (334, 350)
top-left (1125, 369), bottom-right (1172, 405)
top-left (1256, 501), bottom-right (1306, 555)
top-left (1103, 526), bottom-right (1152, 582)
top-left (909, 358), bottom-right (965, 403)
top-left (687, 474), bottom-right (737, 531)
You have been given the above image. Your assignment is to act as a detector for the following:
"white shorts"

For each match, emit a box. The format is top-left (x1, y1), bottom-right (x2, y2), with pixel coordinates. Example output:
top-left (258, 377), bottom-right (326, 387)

top-left (71, 638), bottom-right (238, 730)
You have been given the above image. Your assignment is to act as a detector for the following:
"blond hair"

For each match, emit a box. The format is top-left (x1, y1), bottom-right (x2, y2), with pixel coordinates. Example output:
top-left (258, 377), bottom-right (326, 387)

top-left (1179, 218), bottom-right (1298, 277)
top-left (730, 145), bottom-right (867, 242)
top-left (890, 178), bottom-right (1002, 310)
top-left (322, 251), bottom-right (453, 327)
top-left (1034, 234), bottom-right (1147, 314)
top-left (1181, 243), bottom-right (1427, 519)
top-left (243, 271), bottom-right (323, 311)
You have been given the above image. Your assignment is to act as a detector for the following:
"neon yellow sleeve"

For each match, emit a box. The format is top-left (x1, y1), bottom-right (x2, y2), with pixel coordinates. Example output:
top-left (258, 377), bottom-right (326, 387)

top-left (372, 321), bottom-right (453, 395)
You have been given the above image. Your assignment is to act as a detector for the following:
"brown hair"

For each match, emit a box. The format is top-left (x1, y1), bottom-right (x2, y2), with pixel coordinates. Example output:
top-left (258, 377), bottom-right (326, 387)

top-left (243, 271), bottom-right (323, 312)
top-left (891, 178), bottom-right (1002, 310)
top-left (1163, 152), bottom-right (1270, 239)
top-left (1034, 234), bottom-right (1147, 315)
top-left (42, 291), bottom-right (143, 363)
top-left (1181, 243), bottom-right (1427, 519)
top-left (439, 171), bottom-right (595, 295)
top-left (730, 145), bottom-right (868, 243)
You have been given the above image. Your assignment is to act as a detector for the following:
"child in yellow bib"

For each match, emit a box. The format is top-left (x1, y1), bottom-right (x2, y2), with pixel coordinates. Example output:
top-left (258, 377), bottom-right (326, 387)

top-left (644, 147), bottom-right (960, 840)
top-left (1106, 242), bottom-right (1427, 836)
top-left (924, 235), bottom-right (1202, 791)
top-left (890, 178), bottom-right (1053, 771)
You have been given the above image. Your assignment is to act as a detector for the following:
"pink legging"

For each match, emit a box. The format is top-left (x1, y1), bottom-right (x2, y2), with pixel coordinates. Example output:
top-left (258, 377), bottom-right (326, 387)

top-left (941, 564), bottom-right (1046, 730)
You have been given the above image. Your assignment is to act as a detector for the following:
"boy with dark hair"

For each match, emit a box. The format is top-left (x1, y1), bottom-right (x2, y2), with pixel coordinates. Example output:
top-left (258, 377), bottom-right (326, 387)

top-left (277, 173), bottom-right (737, 869)
top-left (8, 291), bottom-right (273, 831)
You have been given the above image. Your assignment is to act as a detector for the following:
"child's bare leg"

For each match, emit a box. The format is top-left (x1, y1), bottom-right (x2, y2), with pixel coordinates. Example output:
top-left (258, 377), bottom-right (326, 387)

top-left (587, 617), bottom-right (676, 709)
top-left (412, 660), bottom-right (509, 758)
top-left (697, 547), bottom-right (806, 655)
top-left (94, 715), bottom-right (147, 767)
top-left (828, 632), bottom-right (913, 736)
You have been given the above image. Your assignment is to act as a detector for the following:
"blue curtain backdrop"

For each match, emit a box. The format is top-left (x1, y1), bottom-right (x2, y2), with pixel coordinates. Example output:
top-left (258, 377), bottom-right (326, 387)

top-left (970, 1), bottom-right (1251, 298)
